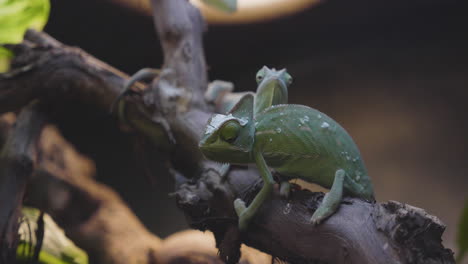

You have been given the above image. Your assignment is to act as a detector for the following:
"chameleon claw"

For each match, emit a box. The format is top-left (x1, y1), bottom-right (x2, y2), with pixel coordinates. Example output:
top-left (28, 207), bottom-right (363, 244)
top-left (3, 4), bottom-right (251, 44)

top-left (310, 210), bottom-right (325, 226)
top-left (234, 198), bottom-right (246, 216)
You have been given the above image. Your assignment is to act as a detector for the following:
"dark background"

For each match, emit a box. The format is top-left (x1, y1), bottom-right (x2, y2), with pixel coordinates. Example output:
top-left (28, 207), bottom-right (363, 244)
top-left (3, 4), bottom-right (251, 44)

top-left (43, 0), bottom-right (467, 254)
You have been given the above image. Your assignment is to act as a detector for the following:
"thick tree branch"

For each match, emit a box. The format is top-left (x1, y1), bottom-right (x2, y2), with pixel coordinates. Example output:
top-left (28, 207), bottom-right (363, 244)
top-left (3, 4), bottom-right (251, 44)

top-left (0, 102), bottom-right (46, 263)
top-left (0, 30), bottom-right (174, 151)
top-left (175, 167), bottom-right (455, 263)
top-left (150, 0), bottom-right (208, 110)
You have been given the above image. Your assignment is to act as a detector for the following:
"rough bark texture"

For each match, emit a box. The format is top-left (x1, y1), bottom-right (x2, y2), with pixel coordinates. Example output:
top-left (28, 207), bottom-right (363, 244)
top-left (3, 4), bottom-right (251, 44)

top-left (0, 0), bottom-right (456, 263)
top-left (175, 167), bottom-right (454, 264)
top-left (0, 102), bottom-right (44, 263)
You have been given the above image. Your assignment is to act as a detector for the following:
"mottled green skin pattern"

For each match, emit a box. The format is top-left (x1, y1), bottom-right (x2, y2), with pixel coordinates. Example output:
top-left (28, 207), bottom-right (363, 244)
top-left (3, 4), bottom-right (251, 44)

top-left (254, 104), bottom-right (374, 200)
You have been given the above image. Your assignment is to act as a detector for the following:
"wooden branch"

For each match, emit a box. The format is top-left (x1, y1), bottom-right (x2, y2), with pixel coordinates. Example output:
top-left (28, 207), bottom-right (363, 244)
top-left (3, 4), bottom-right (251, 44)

top-left (0, 32), bottom-right (126, 113)
top-left (0, 101), bottom-right (45, 263)
top-left (175, 167), bottom-right (455, 264)
top-left (150, 0), bottom-right (208, 110)
top-left (0, 30), bottom-right (174, 151)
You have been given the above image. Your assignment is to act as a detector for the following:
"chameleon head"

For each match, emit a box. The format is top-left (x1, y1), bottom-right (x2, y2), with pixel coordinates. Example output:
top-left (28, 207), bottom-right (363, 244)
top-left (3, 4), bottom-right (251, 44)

top-left (200, 93), bottom-right (255, 163)
top-left (256, 66), bottom-right (293, 92)
top-left (199, 113), bottom-right (254, 164)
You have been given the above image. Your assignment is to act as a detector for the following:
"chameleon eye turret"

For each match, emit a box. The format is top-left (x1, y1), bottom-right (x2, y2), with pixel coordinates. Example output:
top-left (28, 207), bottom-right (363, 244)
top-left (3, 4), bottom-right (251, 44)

top-left (221, 121), bottom-right (241, 142)
top-left (256, 67), bottom-right (267, 84)
top-left (284, 72), bottom-right (293, 86)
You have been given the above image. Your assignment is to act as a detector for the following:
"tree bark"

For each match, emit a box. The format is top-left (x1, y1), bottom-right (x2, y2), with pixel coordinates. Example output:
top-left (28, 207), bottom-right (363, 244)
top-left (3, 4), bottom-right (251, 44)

top-left (0, 0), bottom-right (456, 263)
top-left (0, 102), bottom-right (45, 263)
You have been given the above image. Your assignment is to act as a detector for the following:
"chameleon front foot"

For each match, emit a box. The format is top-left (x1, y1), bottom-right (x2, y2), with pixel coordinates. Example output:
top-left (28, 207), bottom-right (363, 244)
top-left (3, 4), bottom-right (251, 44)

top-left (234, 198), bottom-right (249, 231)
top-left (310, 169), bottom-right (345, 225)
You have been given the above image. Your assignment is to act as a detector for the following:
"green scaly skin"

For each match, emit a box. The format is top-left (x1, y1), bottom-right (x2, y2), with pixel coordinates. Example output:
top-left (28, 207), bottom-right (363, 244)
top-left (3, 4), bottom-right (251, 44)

top-left (199, 85), bottom-right (374, 231)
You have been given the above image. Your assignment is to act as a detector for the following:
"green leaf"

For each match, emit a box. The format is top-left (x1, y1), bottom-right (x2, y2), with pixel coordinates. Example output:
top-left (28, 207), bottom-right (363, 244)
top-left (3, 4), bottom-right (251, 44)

top-left (457, 200), bottom-right (468, 263)
top-left (0, 0), bottom-right (50, 43)
top-left (0, 0), bottom-right (50, 72)
top-left (17, 207), bottom-right (88, 264)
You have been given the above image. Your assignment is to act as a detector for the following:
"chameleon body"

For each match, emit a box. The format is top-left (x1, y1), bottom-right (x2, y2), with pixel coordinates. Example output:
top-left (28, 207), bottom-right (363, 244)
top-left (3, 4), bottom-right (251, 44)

top-left (199, 87), bottom-right (374, 231)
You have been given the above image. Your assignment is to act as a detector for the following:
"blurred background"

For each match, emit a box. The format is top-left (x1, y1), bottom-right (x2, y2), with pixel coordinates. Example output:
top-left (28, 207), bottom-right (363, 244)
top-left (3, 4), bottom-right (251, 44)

top-left (41, 0), bottom-right (467, 254)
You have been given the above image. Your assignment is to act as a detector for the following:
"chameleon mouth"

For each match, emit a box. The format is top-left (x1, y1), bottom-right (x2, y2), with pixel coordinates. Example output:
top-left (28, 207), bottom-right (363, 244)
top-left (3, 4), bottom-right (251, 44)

top-left (199, 146), bottom-right (249, 163)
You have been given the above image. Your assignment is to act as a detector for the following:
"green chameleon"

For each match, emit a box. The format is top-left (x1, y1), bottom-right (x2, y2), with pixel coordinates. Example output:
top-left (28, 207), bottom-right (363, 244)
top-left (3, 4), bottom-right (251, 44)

top-left (199, 71), bottom-right (374, 231)
top-left (205, 66), bottom-right (292, 178)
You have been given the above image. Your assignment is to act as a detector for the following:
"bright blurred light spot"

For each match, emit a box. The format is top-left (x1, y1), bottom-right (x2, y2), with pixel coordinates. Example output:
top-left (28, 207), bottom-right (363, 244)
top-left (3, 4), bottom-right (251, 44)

top-left (191, 0), bottom-right (321, 24)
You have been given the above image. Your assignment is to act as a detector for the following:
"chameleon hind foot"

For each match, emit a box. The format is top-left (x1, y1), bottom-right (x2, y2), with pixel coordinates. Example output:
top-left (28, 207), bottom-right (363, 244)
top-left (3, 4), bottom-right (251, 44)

top-left (310, 169), bottom-right (345, 225)
top-left (234, 198), bottom-right (247, 215)
top-left (234, 198), bottom-right (249, 230)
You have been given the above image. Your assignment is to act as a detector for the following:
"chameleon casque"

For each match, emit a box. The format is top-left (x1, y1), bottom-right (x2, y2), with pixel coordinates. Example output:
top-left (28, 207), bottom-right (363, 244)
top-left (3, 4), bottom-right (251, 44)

top-left (200, 67), bottom-right (375, 231)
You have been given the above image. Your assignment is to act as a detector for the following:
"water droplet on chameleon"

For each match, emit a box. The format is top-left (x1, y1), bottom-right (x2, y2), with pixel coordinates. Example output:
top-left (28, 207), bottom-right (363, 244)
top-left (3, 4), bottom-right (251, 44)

top-left (317, 114), bottom-right (322, 119)
top-left (355, 170), bottom-right (362, 180)
top-left (276, 127), bottom-right (282, 133)
top-left (320, 122), bottom-right (330, 129)
top-left (269, 138), bottom-right (272, 142)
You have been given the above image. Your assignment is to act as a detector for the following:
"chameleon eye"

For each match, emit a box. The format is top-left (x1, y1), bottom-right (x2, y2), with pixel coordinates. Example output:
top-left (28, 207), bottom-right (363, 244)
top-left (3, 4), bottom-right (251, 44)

top-left (285, 73), bottom-right (293, 86)
top-left (220, 121), bottom-right (240, 143)
top-left (256, 71), bottom-right (265, 84)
